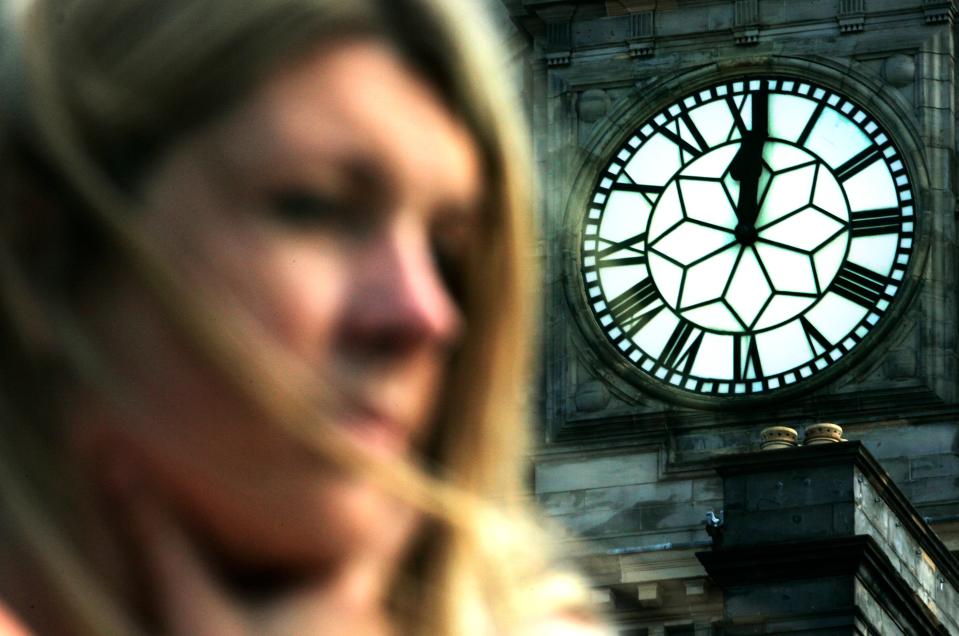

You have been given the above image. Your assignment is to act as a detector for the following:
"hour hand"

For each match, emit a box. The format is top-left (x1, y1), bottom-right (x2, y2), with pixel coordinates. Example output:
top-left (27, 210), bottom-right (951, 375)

top-left (732, 142), bottom-right (762, 229)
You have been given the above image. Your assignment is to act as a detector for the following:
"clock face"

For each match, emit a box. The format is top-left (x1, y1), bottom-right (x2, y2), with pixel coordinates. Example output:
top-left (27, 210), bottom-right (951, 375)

top-left (580, 77), bottom-right (916, 399)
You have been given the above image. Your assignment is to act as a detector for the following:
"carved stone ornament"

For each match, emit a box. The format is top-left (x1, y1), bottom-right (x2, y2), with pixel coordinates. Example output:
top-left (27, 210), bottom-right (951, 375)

top-left (923, 0), bottom-right (957, 24)
top-left (882, 54), bottom-right (916, 87)
top-left (574, 380), bottom-right (611, 412)
top-left (627, 11), bottom-right (655, 58)
top-left (733, 0), bottom-right (759, 45)
top-left (837, 0), bottom-right (865, 33)
top-left (577, 89), bottom-right (610, 123)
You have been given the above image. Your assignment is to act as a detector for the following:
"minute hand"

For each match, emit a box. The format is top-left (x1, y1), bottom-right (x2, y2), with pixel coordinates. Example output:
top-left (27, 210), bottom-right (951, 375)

top-left (730, 86), bottom-right (769, 228)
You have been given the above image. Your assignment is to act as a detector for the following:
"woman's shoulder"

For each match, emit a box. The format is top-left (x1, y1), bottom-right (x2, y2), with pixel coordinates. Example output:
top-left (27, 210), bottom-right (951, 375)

top-left (512, 570), bottom-right (614, 635)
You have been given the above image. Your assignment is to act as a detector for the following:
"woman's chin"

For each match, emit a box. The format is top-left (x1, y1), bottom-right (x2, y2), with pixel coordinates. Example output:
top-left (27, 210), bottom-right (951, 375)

top-left (178, 473), bottom-right (421, 579)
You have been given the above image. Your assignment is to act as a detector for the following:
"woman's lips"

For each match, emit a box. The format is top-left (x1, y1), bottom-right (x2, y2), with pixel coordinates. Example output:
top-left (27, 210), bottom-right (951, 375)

top-left (338, 405), bottom-right (412, 457)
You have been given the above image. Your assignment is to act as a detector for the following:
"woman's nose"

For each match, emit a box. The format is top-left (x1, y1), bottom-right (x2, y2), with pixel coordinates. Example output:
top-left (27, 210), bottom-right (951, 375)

top-left (342, 220), bottom-right (463, 353)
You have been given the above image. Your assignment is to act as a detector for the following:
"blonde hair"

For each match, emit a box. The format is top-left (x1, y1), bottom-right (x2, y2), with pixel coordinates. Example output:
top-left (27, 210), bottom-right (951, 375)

top-left (0, 0), bottom-right (593, 634)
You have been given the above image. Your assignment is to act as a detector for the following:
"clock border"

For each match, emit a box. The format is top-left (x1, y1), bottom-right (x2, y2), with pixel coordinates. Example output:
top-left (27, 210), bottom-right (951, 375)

top-left (561, 58), bottom-right (932, 410)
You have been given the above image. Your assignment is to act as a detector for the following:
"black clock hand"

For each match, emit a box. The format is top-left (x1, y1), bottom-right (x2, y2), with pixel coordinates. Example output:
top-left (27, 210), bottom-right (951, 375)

top-left (730, 85), bottom-right (769, 234)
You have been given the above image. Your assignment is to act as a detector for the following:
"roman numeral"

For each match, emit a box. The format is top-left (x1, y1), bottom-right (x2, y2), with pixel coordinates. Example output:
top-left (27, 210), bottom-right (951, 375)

top-left (660, 320), bottom-right (703, 374)
top-left (621, 304), bottom-right (665, 339)
top-left (596, 232), bottom-right (647, 267)
top-left (797, 100), bottom-right (826, 147)
top-left (607, 278), bottom-right (663, 338)
top-left (799, 315), bottom-right (832, 356)
top-left (850, 208), bottom-right (901, 237)
top-left (680, 111), bottom-right (709, 153)
top-left (726, 96), bottom-right (748, 139)
top-left (733, 335), bottom-right (763, 381)
top-left (835, 146), bottom-right (883, 182)
top-left (652, 123), bottom-right (702, 159)
top-left (611, 173), bottom-right (664, 205)
top-left (831, 262), bottom-right (891, 308)
top-left (611, 182), bottom-right (665, 196)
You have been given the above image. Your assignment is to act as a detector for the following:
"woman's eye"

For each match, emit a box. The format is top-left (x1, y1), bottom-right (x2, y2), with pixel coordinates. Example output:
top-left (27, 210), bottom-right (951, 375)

top-left (268, 190), bottom-right (346, 228)
top-left (431, 220), bottom-right (476, 306)
top-left (433, 243), bottom-right (463, 303)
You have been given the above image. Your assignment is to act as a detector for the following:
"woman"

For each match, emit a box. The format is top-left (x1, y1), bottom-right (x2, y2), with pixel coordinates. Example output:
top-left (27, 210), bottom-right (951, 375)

top-left (0, 0), bottom-right (607, 634)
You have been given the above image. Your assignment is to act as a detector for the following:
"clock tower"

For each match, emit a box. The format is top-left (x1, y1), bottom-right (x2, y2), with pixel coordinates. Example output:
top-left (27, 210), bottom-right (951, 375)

top-left (496, 0), bottom-right (959, 633)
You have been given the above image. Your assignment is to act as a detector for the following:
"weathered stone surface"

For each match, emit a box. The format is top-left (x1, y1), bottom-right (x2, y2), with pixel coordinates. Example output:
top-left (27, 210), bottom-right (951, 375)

top-left (724, 575), bottom-right (854, 622)
top-left (883, 349), bottom-right (918, 379)
top-left (909, 452), bottom-right (959, 479)
top-left (855, 423), bottom-right (958, 459)
top-left (692, 477), bottom-right (723, 502)
top-left (535, 450), bottom-right (659, 493)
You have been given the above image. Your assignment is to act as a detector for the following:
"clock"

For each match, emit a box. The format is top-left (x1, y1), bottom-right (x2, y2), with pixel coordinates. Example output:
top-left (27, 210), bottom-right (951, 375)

top-left (580, 76), bottom-right (916, 400)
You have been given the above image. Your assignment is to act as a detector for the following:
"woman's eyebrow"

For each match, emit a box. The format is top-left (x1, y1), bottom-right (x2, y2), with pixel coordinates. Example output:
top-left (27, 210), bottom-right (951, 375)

top-left (263, 152), bottom-right (395, 208)
top-left (324, 152), bottom-right (483, 217)
top-left (340, 155), bottom-right (396, 195)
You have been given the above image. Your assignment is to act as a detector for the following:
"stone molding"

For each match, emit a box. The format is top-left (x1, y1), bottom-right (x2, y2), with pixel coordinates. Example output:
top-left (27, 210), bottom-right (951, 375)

top-left (537, 4), bottom-right (574, 66)
top-left (627, 11), bottom-right (655, 57)
top-left (733, 0), bottom-right (759, 45)
top-left (838, 0), bottom-right (866, 33)
top-left (923, 0), bottom-right (957, 24)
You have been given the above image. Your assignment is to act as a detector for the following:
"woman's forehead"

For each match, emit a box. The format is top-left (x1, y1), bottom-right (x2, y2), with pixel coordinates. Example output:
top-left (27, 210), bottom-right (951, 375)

top-left (207, 40), bottom-right (483, 210)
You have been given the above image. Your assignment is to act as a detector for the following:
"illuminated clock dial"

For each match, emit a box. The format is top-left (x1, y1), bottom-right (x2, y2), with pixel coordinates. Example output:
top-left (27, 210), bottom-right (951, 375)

top-left (581, 77), bottom-right (915, 398)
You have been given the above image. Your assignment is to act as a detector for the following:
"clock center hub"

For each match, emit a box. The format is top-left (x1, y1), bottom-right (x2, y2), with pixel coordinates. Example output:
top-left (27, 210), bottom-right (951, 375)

top-left (735, 222), bottom-right (757, 246)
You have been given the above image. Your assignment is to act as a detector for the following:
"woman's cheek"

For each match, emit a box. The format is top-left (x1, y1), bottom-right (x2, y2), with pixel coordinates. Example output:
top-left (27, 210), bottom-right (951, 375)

top-left (206, 228), bottom-right (349, 362)
top-left (77, 352), bottom-right (404, 571)
top-left (265, 239), bottom-right (348, 358)
top-left (129, 428), bottom-right (410, 569)
top-left (71, 288), bottom-right (342, 568)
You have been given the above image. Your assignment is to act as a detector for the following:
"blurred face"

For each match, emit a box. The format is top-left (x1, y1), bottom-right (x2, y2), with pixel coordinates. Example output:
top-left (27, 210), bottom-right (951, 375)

top-left (76, 40), bottom-right (482, 576)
